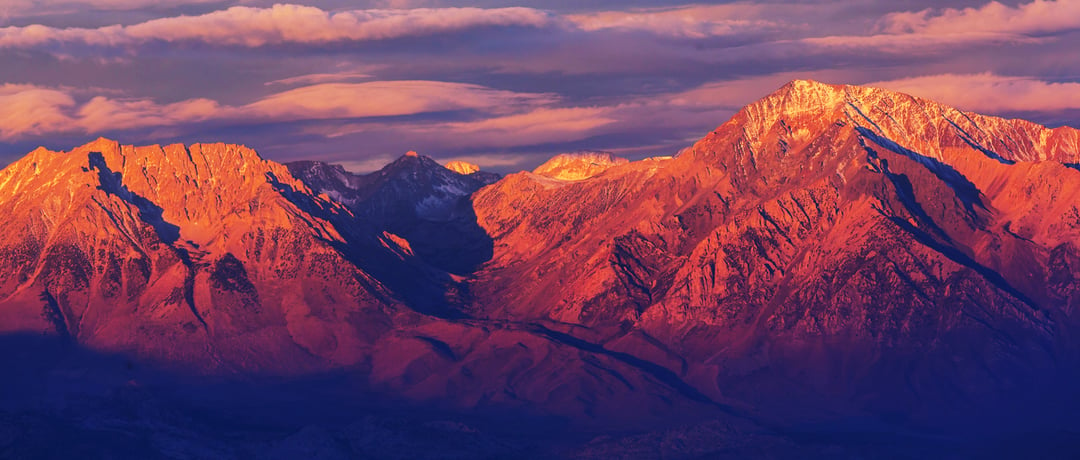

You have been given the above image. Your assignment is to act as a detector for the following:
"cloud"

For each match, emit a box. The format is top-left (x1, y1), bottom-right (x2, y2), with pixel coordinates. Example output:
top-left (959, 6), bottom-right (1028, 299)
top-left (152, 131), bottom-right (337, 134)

top-left (0, 4), bottom-right (555, 48)
top-left (297, 75), bottom-right (792, 156)
top-left (2, 1), bottom-right (1078, 171)
top-left (866, 73), bottom-right (1080, 113)
top-left (0, 0), bottom-right (220, 19)
top-left (265, 71), bottom-right (376, 87)
top-left (880, 0), bottom-right (1080, 36)
top-left (797, 30), bottom-right (1044, 56)
top-left (0, 84), bottom-right (223, 140)
top-left (0, 80), bottom-right (557, 140)
top-left (0, 84), bottom-right (76, 139)
top-left (566, 5), bottom-right (779, 39)
top-left (75, 96), bottom-right (222, 132)
top-left (284, 105), bottom-right (618, 149)
top-left (434, 106), bottom-right (616, 147)
top-left (245, 81), bottom-right (555, 121)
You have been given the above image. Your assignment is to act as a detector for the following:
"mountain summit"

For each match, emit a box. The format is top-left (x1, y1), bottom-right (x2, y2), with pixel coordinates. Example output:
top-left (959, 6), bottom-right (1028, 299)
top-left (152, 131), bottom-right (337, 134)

top-left (0, 138), bottom-right (405, 372)
top-left (532, 151), bottom-right (630, 180)
top-left (468, 78), bottom-right (1080, 431)
top-left (287, 152), bottom-right (500, 274)
top-left (4, 81), bottom-right (1080, 456)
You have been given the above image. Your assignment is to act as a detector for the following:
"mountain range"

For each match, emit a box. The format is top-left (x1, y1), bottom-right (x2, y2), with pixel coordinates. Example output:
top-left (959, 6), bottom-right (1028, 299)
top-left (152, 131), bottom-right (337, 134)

top-left (3, 79), bottom-right (1080, 458)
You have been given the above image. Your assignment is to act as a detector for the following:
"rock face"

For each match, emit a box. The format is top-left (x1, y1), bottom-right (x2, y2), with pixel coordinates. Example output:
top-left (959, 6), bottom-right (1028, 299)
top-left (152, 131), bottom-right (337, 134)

top-left (532, 151), bottom-right (630, 181)
top-left (469, 80), bottom-right (1080, 430)
top-left (0, 138), bottom-right (407, 373)
top-left (5, 80), bottom-right (1080, 453)
top-left (287, 154), bottom-right (500, 274)
top-left (444, 160), bottom-right (479, 175)
top-left (0, 139), bottom-right (724, 431)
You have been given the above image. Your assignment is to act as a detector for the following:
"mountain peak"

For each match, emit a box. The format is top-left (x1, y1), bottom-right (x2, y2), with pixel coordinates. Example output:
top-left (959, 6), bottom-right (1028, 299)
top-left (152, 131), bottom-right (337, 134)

top-left (709, 77), bottom-right (1080, 169)
top-left (445, 160), bottom-right (480, 175)
top-left (85, 136), bottom-right (121, 149)
top-left (386, 151), bottom-right (443, 173)
top-left (782, 78), bottom-right (839, 93)
top-left (533, 151), bottom-right (629, 181)
top-left (0, 139), bottom-right (333, 250)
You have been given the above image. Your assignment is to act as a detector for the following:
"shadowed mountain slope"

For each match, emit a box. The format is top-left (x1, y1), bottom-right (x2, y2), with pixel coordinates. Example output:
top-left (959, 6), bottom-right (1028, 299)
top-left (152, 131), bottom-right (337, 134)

top-left (4, 81), bottom-right (1080, 457)
top-left (467, 79), bottom-right (1080, 431)
top-left (0, 138), bottom-right (742, 435)
top-left (287, 154), bottom-right (500, 275)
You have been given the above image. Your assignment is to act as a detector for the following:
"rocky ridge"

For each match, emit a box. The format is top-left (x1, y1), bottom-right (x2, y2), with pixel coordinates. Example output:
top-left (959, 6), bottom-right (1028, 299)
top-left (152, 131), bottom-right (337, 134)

top-left (532, 151), bottom-right (631, 181)
top-left (4, 80), bottom-right (1080, 455)
top-left (467, 79), bottom-right (1080, 430)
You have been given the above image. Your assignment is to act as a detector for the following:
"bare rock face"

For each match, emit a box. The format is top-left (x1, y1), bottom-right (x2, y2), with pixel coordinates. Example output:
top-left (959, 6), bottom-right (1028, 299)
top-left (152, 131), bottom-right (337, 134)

top-left (287, 153), bottom-right (501, 275)
top-left (468, 80), bottom-right (1080, 429)
top-left (444, 160), bottom-right (480, 175)
top-left (532, 151), bottom-right (630, 181)
top-left (6, 80), bottom-right (1080, 450)
top-left (1, 140), bottom-right (730, 432)
top-left (0, 138), bottom-right (407, 373)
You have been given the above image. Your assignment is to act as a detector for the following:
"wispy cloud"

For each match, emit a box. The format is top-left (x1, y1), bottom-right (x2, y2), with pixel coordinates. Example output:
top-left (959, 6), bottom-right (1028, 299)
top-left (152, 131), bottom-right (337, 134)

top-left (0, 0), bottom-right (1077, 170)
top-left (245, 81), bottom-right (555, 121)
top-left (880, 0), bottom-right (1080, 36)
top-left (265, 71), bottom-right (375, 87)
top-left (0, 4), bottom-right (555, 48)
top-left (0, 80), bottom-right (557, 140)
top-left (867, 73), bottom-right (1080, 113)
top-left (566, 5), bottom-right (780, 39)
top-left (0, 0), bottom-right (221, 19)
top-left (0, 84), bottom-right (76, 139)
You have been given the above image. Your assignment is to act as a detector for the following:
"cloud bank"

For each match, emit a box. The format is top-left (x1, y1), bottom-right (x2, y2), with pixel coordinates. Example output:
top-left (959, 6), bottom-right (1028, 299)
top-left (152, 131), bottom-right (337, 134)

top-left (0, 0), bottom-right (1076, 171)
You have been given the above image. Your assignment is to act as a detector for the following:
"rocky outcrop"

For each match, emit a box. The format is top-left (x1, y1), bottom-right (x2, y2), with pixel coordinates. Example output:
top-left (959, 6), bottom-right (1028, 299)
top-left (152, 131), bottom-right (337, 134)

top-left (0, 140), bottom-right (724, 430)
top-left (5, 80), bottom-right (1080, 443)
top-left (287, 153), bottom-right (500, 274)
top-left (468, 80), bottom-right (1080, 430)
top-left (532, 151), bottom-right (630, 181)
top-left (445, 160), bottom-right (480, 175)
top-left (0, 138), bottom-right (410, 373)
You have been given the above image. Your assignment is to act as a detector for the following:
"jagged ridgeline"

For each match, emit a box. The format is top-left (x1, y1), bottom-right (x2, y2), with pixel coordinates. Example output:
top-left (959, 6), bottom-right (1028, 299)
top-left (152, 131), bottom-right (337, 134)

top-left (3, 80), bottom-right (1080, 440)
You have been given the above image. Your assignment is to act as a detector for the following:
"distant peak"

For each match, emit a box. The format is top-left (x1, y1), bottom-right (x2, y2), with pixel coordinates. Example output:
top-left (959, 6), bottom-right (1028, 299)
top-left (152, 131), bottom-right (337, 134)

top-left (533, 151), bottom-right (629, 181)
top-left (390, 151), bottom-right (438, 167)
top-left (729, 79), bottom-right (906, 135)
top-left (782, 78), bottom-right (839, 92)
top-left (544, 151), bottom-right (625, 164)
top-left (290, 160), bottom-right (345, 174)
top-left (73, 137), bottom-right (121, 155)
top-left (761, 79), bottom-right (917, 114)
top-left (445, 160), bottom-right (480, 175)
top-left (89, 136), bottom-right (120, 145)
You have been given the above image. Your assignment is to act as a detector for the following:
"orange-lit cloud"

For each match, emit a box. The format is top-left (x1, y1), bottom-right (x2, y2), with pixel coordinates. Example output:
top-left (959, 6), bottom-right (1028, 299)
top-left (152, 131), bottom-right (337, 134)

top-left (566, 5), bottom-right (779, 39)
top-left (436, 107), bottom-right (616, 148)
top-left (867, 73), bottom-right (1080, 113)
top-left (0, 4), bottom-right (554, 48)
top-left (245, 81), bottom-right (555, 121)
top-left (1, 0), bottom-right (1078, 170)
top-left (0, 80), bottom-right (558, 140)
top-left (266, 71), bottom-right (377, 87)
top-left (0, 84), bottom-right (75, 139)
top-left (75, 96), bottom-right (222, 133)
top-left (0, 0), bottom-right (219, 19)
top-left (800, 31), bottom-right (1043, 55)
top-left (881, 0), bottom-right (1080, 36)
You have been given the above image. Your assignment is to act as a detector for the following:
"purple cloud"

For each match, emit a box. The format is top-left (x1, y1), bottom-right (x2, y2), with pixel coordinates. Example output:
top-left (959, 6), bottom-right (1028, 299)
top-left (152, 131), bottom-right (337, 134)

top-left (0, 0), bottom-right (1076, 173)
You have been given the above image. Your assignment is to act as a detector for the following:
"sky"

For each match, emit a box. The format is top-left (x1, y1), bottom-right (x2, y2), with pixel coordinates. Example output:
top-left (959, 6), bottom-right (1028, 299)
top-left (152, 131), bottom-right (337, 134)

top-left (1, 0), bottom-right (1079, 173)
